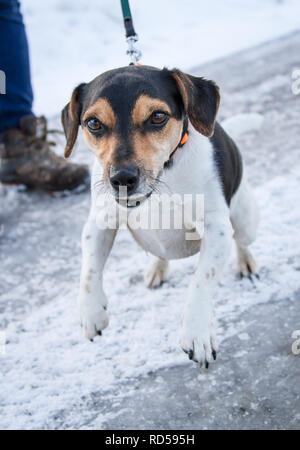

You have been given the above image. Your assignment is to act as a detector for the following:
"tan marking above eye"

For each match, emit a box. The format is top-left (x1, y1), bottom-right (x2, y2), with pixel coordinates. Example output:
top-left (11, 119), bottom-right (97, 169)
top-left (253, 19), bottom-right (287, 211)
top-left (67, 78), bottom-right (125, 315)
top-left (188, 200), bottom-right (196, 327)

top-left (83, 98), bottom-right (116, 129)
top-left (132, 94), bottom-right (171, 126)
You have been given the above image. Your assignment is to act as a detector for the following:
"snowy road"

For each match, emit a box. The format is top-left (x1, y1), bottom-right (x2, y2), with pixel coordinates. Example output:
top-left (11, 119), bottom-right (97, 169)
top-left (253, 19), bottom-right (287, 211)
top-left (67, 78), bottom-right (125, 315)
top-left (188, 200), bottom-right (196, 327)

top-left (1, 31), bottom-right (300, 429)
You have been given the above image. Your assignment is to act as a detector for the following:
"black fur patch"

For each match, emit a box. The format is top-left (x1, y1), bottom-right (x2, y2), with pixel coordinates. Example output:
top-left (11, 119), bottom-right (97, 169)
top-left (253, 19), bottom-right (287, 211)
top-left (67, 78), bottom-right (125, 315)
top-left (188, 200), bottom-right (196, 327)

top-left (210, 122), bottom-right (243, 206)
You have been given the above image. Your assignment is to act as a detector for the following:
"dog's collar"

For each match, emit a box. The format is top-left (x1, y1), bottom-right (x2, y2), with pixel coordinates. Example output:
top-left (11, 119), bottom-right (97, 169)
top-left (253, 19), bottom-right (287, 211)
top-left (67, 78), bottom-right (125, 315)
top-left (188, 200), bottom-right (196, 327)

top-left (180, 131), bottom-right (189, 146)
top-left (164, 116), bottom-right (189, 169)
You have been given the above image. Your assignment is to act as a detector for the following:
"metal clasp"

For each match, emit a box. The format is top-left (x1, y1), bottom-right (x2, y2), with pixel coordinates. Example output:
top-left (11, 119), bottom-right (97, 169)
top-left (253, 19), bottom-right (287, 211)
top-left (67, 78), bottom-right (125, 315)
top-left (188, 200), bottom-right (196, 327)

top-left (126, 35), bottom-right (142, 65)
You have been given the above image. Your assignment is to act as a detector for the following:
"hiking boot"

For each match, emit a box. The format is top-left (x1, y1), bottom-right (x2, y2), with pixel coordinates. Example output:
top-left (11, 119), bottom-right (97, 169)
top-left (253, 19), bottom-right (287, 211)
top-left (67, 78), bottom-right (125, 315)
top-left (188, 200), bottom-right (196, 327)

top-left (0, 115), bottom-right (89, 192)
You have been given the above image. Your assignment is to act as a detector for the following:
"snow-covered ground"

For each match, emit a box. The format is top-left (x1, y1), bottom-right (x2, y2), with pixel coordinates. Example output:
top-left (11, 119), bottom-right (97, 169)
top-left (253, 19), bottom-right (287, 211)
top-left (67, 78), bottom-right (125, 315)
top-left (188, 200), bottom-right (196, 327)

top-left (22, 0), bottom-right (300, 116)
top-left (0, 1), bottom-right (300, 430)
top-left (1, 170), bottom-right (300, 429)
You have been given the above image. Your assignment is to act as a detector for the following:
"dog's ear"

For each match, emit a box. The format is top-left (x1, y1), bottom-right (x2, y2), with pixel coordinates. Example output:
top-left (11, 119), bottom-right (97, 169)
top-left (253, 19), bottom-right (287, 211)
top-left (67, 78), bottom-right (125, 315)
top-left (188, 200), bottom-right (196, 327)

top-left (171, 69), bottom-right (220, 137)
top-left (61, 83), bottom-right (86, 158)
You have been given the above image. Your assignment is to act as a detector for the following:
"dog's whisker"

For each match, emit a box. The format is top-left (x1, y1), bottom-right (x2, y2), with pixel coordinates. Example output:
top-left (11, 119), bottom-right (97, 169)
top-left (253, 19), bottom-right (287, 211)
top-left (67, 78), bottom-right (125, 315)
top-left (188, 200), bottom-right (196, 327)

top-left (156, 178), bottom-right (173, 195)
top-left (147, 175), bottom-right (173, 196)
top-left (92, 179), bottom-right (106, 194)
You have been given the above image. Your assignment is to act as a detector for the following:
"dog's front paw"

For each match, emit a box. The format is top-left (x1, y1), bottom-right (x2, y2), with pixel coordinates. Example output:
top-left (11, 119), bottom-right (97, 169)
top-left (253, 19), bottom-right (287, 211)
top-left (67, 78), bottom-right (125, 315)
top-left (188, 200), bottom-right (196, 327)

top-left (181, 307), bottom-right (218, 368)
top-left (79, 296), bottom-right (109, 341)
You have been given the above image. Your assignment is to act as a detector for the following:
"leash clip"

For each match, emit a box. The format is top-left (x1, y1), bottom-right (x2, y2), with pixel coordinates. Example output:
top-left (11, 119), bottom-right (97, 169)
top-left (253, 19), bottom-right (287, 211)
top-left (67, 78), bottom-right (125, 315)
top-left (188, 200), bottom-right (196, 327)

top-left (126, 35), bottom-right (142, 65)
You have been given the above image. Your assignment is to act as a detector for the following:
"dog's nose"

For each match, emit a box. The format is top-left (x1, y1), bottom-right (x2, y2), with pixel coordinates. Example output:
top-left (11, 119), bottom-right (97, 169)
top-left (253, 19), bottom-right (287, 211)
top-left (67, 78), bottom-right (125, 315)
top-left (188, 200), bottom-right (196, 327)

top-left (109, 165), bottom-right (140, 194)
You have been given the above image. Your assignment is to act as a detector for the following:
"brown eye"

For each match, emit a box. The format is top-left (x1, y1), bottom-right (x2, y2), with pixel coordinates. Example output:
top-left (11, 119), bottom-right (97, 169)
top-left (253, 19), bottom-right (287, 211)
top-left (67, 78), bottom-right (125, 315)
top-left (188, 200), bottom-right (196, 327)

top-left (150, 111), bottom-right (168, 125)
top-left (87, 118), bottom-right (103, 132)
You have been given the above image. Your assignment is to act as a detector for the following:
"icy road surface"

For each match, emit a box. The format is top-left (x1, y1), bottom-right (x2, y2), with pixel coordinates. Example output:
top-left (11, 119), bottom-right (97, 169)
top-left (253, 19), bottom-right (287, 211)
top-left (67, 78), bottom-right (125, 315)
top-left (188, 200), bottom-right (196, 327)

top-left (0, 31), bottom-right (300, 429)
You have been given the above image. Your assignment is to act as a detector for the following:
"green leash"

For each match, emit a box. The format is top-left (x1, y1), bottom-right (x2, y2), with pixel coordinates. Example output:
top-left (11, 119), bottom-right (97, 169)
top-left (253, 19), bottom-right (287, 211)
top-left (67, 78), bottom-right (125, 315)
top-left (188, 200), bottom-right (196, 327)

top-left (120, 0), bottom-right (142, 65)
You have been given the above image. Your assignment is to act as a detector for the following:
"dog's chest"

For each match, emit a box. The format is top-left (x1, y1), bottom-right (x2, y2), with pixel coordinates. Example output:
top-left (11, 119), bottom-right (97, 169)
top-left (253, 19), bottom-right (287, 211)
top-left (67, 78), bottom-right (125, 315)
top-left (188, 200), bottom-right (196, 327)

top-left (128, 227), bottom-right (201, 260)
top-left (126, 181), bottom-right (203, 260)
top-left (126, 138), bottom-right (221, 260)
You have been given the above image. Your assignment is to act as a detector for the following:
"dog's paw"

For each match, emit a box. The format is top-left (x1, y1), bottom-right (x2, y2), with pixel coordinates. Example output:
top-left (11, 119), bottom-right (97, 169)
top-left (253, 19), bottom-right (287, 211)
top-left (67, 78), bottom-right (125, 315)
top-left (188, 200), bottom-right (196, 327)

top-left (79, 298), bottom-right (109, 341)
top-left (181, 328), bottom-right (218, 368)
top-left (181, 309), bottom-right (218, 368)
top-left (144, 258), bottom-right (169, 288)
top-left (237, 245), bottom-right (259, 281)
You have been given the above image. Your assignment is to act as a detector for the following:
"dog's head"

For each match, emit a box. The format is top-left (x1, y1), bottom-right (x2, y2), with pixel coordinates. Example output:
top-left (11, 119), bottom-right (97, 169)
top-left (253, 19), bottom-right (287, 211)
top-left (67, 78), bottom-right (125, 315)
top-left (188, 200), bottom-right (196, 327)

top-left (61, 65), bottom-right (220, 206)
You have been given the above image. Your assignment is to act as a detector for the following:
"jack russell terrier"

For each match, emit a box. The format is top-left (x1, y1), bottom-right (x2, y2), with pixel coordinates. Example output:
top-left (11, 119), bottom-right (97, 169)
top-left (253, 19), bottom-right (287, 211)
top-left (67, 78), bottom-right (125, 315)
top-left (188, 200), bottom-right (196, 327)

top-left (62, 65), bottom-right (259, 368)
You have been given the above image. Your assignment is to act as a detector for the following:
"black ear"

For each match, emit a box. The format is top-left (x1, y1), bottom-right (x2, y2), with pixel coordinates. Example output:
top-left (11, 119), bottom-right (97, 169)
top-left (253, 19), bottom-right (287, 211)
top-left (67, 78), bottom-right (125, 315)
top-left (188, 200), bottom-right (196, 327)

top-left (171, 69), bottom-right (220, 137)
top-left (61, 83), bottom-right (86, 158)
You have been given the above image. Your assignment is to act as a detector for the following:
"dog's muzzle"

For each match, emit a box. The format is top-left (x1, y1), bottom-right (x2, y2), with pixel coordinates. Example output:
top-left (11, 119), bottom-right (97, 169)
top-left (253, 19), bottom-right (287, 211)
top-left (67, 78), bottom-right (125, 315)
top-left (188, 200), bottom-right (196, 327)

top-left (109, 165), bottom-right (139, 195)
top-left (109, 165), bottom-right (153, 208)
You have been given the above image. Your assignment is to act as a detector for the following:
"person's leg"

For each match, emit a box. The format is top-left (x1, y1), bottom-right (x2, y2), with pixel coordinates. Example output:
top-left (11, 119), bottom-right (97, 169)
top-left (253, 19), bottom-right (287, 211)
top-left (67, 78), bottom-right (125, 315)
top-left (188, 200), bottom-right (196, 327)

top-left (0, 1), bottom-right (89, 191)
top-left (0, 0), bottom-right (33, 133)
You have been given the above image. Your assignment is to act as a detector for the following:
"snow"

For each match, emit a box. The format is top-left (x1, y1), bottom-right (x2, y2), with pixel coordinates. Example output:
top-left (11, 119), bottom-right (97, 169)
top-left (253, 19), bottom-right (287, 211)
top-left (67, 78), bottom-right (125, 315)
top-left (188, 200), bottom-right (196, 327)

top-left (21, 0), bottom-right (300, 116)
top-left (1, 0), bottom-right (300, 430)
top-left (221, 113), bottom-right (264, 140)
top-left (1, 165), bottom-right (300, 429)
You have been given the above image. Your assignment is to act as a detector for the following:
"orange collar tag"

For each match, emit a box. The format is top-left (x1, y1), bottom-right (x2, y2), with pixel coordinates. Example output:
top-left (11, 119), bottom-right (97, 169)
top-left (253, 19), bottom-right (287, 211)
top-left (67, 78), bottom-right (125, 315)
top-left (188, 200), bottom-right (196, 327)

top-left (180, 132), bottom-right (189, 146)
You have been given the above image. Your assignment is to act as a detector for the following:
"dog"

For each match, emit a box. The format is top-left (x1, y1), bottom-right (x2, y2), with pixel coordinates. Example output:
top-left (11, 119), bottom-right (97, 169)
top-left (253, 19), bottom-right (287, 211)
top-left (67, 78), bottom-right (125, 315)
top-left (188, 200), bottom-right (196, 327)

top-left (61, 65), bottom-right (259, 368)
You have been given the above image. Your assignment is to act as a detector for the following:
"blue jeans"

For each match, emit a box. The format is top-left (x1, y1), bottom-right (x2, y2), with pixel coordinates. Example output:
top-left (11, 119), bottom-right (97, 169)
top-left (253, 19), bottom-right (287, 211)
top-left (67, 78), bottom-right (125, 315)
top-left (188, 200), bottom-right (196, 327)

top-left (0, 0), bottom-right (33, 133)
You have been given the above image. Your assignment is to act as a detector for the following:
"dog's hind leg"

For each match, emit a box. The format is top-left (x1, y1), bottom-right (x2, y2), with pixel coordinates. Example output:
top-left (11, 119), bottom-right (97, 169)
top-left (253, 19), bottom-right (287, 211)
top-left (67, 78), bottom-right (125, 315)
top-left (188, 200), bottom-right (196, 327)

top-left (230, 177), bottom-right (260, 278)
top-left (144, 257), bottom-right (169, 288)
top-left (235, 242), bottom-right (258, 278)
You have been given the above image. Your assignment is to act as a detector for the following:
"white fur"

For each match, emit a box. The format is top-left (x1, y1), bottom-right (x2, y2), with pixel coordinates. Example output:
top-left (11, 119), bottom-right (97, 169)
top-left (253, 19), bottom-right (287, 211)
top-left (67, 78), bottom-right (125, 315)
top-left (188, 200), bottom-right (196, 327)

top-left (144, 257), bottom-right (169, 288)
top-left (79, 123), bottom-right (259, 366)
